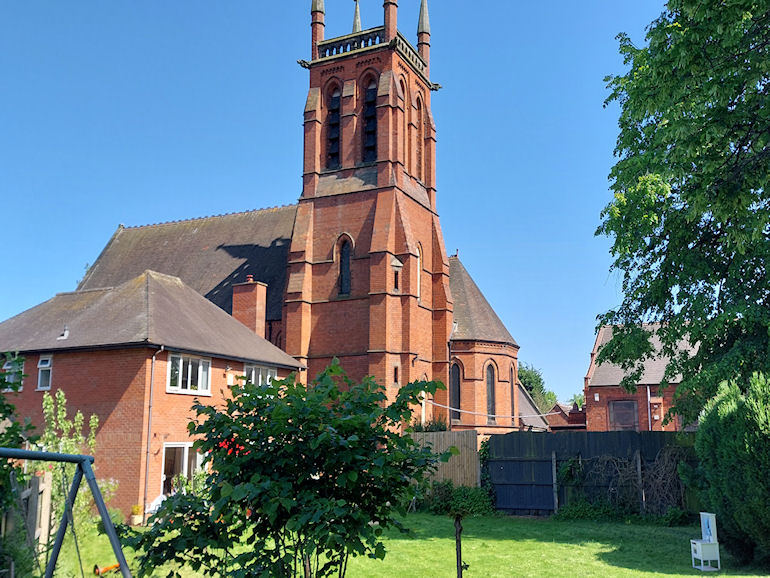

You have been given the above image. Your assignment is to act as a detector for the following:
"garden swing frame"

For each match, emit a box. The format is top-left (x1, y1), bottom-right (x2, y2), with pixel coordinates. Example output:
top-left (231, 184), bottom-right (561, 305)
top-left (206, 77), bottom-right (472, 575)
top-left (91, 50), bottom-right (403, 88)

top-left (0, 447), bottom-right (131, 578)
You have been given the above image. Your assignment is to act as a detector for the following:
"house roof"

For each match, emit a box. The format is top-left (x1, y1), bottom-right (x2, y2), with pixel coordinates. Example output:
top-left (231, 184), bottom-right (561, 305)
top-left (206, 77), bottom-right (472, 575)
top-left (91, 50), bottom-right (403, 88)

top-left (587, 324), bottom-right (687, 387)
top-left (448, 256), bottom-right (517, 346)
top-left (78, 206), bottom-right (298, 321)
top-left (517, 383), bottom-right (548, 430)
top-left (0, 270), bottom-right (302, 370)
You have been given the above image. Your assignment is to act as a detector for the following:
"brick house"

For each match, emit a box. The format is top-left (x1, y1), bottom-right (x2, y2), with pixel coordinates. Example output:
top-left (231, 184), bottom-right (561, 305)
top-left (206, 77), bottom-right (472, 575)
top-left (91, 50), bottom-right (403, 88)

top-left (0, 271), bottom-right (301, 515)
top-left (1, 1), bottom-right (539, 513)
top-left (546, 403), bottom-right (586, 432)
top-left (583, 325), bottom-right (688, 432)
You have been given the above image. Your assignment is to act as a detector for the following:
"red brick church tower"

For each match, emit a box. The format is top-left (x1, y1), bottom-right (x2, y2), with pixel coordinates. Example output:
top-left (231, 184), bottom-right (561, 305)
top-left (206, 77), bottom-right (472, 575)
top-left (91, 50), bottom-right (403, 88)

top-left (284, 0), bottom-right (453, 407)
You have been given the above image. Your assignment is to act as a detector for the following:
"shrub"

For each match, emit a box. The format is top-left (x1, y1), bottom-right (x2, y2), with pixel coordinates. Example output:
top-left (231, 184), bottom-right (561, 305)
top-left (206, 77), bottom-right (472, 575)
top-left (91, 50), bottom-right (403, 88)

top-left (411, 417), bottom-right (447, 432)
top-left (418, 480), bottom-right (454, 515)
top-left (694, 373), bottom-right (770, 563)
top-left (450, 486), bottom-right (494, 517)
top-left (127, 361), bottom-right (449, 578)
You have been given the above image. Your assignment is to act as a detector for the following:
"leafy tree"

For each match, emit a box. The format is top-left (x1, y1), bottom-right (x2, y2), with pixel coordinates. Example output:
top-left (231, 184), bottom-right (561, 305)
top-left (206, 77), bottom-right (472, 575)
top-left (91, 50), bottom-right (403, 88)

top-left (568, 393), bottom-right (585, 410)
top-left (127, 361), bottom-right (449, 577)
top-left (693, 373), bottom-right (770, 563)
top-left (38, 389), bottom-right (100, 522)
top-left (0, 354), bottom-right (37, 574)
top-left (518, 363), bottom-right (557, 413)
top-left (0, 354), bottom-right (34, 510)
top-left (597, 0), bottom-right (770, 422)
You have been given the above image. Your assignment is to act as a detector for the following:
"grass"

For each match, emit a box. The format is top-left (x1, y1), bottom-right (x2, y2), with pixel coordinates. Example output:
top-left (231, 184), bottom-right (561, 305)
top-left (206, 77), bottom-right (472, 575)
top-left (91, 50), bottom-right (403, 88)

top-left (49, 514), bottom-right (769, 577)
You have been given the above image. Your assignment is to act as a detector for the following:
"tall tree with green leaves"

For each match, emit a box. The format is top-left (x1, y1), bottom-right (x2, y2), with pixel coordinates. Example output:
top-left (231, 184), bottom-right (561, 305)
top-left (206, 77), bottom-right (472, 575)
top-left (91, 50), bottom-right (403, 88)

top-left (597, 0), bottom-right (770, 422)
top-left (518, 363), bottom-right (557, 413)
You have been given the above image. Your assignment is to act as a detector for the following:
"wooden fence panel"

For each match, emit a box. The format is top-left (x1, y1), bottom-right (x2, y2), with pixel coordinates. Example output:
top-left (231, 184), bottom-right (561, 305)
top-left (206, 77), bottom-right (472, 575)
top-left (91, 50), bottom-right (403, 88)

top-left (487, 431), bottom-right (695, 515)
top-left (412, 431), bottom-right (479, 487)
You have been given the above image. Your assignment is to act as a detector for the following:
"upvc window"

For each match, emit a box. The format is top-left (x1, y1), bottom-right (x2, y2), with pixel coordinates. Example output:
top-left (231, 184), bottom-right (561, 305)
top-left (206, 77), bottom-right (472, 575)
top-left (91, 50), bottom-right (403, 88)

top-left (167, 354), bottom-right (211, 394)
top-left (2, 358), bottom-right (23, 393)
top-left (162, 443), bottom-right (204, 496)
top-left (37, 356), bottom-right (52, 391)
top-left (244, 365), bottom-right (277, 386)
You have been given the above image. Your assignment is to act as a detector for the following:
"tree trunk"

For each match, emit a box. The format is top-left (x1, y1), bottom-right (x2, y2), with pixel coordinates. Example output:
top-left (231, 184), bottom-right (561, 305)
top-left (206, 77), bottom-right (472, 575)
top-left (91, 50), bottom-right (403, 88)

top-left (455, 514), bottom-right (463, 578)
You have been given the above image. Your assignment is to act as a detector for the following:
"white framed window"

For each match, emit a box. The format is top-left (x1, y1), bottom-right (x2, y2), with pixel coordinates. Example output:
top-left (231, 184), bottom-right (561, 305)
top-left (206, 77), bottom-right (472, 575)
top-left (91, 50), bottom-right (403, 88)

top-left (2, 358), bottom-right (23, 393)
top-left (37, 356), bottom-right (52, 391)
top-left (167, 354), bottom-right (211, 395)
top-left (161, 443), bottom-right (204, 496)
top-left (244, 364), bottom-right (277, 386)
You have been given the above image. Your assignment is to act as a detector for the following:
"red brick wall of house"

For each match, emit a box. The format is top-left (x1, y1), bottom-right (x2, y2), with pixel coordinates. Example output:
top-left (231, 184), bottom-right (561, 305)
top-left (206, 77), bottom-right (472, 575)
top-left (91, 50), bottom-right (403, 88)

top-left (584, 384), bottom-right (680, 432)
top-left (7, 349), bottom-right (294, 519)
top-left (8, 350), bottom-right (151, 518)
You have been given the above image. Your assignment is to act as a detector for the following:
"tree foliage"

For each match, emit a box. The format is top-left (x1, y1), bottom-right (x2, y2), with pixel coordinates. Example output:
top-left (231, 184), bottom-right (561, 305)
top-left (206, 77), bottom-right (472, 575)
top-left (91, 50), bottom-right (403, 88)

top-left (598, 0), bottom-right (770, 421)
top-left (518, 363), bottom-right (557, 413)
top-left (0, 354), bottom-right (37, 574)
top-left (693, 373), bottom-right (770, 564)
top-left (37, 389), bottom-right (101, 523)
top-left (127, 361), bottom-right (449, 577)
top-left (0, 354), bottom-right (34, 510)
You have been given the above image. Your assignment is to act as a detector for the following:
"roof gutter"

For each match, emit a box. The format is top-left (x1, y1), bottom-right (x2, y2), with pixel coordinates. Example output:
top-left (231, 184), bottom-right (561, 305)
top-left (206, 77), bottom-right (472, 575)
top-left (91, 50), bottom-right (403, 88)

top-left (143, 345), bottom-right (164, 521)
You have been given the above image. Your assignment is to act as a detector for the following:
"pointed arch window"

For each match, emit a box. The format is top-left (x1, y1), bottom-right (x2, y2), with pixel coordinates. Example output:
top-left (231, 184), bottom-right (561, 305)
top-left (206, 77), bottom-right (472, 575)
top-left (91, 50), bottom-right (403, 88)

top-left (338, 239), bottom-right (352, 296)
top-left (486, 364), bottom-right (496, 424)
top-left (327, 87), bottom-right (341, 169)
top-left (450, 364), bottom-right (461, 422)
top-left (510, 366), bottom-right (516, 421)
top-left (416, 246), bottom-right (422, 301)
top-left (400, 79), bottom-right (409, 171)
top-left (363, 79), bottom-right (377, 163)
top-left (415, 98), bottom-right (424, 182)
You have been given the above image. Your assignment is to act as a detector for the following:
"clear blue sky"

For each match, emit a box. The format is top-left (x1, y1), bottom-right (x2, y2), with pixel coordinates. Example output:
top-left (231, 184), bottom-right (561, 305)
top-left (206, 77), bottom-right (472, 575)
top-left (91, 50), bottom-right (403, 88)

top-left (0, 1), bottom-right (665, 403)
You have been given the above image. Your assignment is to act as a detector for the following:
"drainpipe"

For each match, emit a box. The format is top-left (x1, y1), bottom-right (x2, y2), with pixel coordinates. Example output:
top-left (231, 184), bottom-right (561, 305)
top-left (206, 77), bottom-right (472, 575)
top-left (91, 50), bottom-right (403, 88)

top-left (646, 385), bottom-right (652, 431)
top-left (143, 345), bottom-right (164, 521)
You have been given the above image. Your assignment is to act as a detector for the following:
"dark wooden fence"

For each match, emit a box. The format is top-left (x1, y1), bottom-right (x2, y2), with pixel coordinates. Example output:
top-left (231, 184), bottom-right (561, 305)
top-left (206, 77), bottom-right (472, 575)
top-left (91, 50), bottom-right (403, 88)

top-left (486, 431), bottom-right (695, 516)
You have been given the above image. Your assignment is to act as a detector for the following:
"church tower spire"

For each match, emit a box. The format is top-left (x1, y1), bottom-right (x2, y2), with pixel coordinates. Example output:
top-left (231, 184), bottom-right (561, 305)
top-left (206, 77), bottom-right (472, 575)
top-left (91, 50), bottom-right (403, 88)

top-left (417, 0), bottom-right (431, 73)
top-left (311, 0), bottom-right (325, 59)
top-left (352, 0), bottom-right (362, 33)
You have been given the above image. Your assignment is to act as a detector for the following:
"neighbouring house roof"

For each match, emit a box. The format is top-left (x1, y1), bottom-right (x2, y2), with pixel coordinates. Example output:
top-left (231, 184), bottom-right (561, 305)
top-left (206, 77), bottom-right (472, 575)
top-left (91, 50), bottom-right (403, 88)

top-left (517, 383), bottom-right (548, 431)
top-left (448, 257), bottom-right (517, 347)
top-left (586, 324), bottom-right (690, 387)
top-left (78, 206), bottom-right (298, 321)
top-left (0, 270), bottom-right (303, 370)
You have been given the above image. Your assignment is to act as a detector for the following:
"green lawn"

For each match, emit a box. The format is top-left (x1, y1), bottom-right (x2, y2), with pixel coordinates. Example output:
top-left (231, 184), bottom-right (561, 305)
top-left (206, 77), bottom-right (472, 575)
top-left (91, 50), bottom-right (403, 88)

top-left (51, 514), bottom-right (769, 577)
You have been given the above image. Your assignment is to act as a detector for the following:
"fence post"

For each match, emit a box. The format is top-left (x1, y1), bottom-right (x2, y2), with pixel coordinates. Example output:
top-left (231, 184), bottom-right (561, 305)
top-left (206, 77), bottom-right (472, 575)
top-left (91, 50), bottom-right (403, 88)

top-left (635, 450), bottom-right (646, 513)
top-left (552, 451), bottom-right (558, 513)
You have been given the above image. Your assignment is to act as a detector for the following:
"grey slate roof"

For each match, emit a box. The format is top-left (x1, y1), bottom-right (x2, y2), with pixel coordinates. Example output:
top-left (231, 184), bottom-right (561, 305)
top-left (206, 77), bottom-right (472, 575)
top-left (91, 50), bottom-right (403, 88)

top-left (448, 257), bottom-right (517, 346)
top-left (518, 383), bottom-right (548, 430)
top-left (78, 207), bottom-right (298, 321)
top-left (588, 324), bottom-right (685, 387)
top-left (0, 271), bottom-right (302, 370)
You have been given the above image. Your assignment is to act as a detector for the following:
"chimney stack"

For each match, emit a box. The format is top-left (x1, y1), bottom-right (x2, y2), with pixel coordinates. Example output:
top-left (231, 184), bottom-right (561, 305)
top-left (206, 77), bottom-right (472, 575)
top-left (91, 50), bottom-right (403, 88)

top-left (232, 277), bottom-right (268, 339)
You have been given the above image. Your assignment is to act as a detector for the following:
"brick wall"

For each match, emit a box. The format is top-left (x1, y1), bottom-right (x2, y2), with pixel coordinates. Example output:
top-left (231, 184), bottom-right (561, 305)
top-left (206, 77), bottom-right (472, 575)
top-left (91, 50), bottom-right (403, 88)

top-left (584, 384), bottom-right (680, 432)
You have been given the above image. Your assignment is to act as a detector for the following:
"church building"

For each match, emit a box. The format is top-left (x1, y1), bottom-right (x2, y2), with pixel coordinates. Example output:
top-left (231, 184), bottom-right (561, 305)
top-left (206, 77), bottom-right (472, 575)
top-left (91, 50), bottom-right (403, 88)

top-left (0, 0), bottom-right (544, 515)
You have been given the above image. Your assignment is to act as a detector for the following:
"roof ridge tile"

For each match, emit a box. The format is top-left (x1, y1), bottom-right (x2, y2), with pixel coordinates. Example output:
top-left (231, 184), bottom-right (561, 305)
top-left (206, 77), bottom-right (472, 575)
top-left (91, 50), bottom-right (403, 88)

top-left (122, 204), bottom-right (298, 230)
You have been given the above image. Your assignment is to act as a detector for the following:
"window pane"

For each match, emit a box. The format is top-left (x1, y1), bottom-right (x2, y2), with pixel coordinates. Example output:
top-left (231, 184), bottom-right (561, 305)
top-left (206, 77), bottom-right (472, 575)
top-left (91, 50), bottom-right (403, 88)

top-left (486, 365), bottom-right (496, 422)
top-left (181, 358), bottom-right (190, 390)
top-left (189, 359), bottom-right (200, 390)
top-left (200, 361), bottom-right (210, 391)
top-left (450, 365), bottom-right (460, 421)
top-left (170, 355), bottom-right (180, 388)
top-left (39, 368), bottom-right (51, 389)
